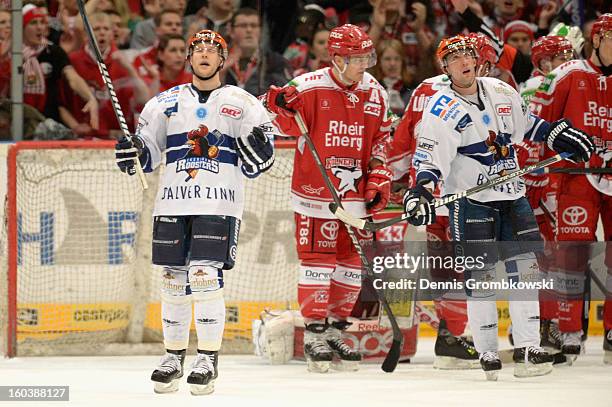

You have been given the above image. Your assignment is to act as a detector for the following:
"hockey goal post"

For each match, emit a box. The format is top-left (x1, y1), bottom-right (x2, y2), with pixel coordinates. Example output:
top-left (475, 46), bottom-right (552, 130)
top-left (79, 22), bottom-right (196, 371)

top-left (1, 140), bottom-right (299, 357)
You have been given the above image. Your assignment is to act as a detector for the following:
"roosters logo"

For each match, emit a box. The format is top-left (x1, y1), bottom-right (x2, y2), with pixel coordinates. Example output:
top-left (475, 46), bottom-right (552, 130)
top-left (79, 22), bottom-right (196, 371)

top-left (485, 130), bottom-right (510, 162)
top-left (176, 124), bottom-right (224, 180)
top-left (332, 166), bottom-right (363, 198)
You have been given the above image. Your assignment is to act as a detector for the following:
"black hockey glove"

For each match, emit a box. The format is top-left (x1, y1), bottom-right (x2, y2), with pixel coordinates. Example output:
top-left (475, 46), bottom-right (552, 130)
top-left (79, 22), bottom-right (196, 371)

top-left (545, 119), bottom-right (595, 163)
top-left (403, 184), bottom-right (436, 226)
top-left (237, 126), bottom-right (274, 178)
top-left (115, 135), bottom-right (144, 176)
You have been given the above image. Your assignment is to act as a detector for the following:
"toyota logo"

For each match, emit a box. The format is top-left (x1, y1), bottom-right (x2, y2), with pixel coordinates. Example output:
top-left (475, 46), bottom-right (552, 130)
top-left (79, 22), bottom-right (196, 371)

top-left (562, 206), bottom-right (588, 226)
top-left (320, 221), bottom-right (339, 241)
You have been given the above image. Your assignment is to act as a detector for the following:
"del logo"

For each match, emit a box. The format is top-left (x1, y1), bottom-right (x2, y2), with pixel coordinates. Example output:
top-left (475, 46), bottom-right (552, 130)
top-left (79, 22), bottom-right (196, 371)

top-left (496, 104), bottom-right (512, 116)
top-left (364, 103), bottom-right (381, 116)
top-left (176, 124), bottom-right (223, 179)
top-left (220, 104), bottom-right (242, 119)
top-left (430, 95), bottom-right (460, 121)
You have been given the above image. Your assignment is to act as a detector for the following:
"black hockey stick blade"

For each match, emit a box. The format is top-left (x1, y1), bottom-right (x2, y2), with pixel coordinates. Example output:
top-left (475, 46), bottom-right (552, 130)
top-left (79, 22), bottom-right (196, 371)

top-left (382, 337), bottom-right (403, 373)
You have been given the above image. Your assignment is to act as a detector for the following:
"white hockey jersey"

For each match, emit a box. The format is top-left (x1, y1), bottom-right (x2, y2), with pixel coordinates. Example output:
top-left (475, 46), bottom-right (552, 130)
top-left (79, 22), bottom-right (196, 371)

top-left (136, 84), bottom-right (276, 218)
top-left (415, 77), bottom-right (548, 202)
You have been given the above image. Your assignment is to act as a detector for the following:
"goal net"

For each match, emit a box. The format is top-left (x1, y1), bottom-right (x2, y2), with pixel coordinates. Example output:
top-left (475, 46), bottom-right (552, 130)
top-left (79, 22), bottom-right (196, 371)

top-left (0, 141), bottom-right (298, 356)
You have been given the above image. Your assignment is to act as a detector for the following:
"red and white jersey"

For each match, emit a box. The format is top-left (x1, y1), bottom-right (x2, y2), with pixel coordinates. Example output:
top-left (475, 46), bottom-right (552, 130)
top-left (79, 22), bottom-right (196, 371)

top-left (273, 67), bottom-right (392, 219)
top-left (531, 59), bottom-right (612, 177)
top-left (388, 74), bottom-right (450, 216)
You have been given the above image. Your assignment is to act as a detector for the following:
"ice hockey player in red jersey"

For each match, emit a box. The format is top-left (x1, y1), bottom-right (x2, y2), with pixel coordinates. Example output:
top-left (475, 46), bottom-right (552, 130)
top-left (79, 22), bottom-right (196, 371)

top-left (531, 13), bottom-right (612, 365)
top-left (264, 24), bottom-right (392, 373)
top-left (389, 33), bottom-right (495, 370)
top-left (514, 34), bottom-right (578, 355)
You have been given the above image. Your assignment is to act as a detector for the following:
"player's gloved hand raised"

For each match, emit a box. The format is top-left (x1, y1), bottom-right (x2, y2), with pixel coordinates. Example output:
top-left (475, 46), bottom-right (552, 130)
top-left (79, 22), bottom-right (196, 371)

top-left (115, 135), bottom-right (144, 176)
top-left (545, 119), bottom-right (595, 163)
top-left (402, 184), bottom-right (436, 226)
top-left (237, 126), bottom-right (274, 178)
top-left (265, 85), bottom-right (303, 118)
top-left (365, 165), bottom-right (393, 212)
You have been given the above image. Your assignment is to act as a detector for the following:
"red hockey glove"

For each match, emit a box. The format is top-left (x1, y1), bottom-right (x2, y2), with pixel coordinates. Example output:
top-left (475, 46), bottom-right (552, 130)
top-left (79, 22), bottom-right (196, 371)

top-left (265, 85), bottom-right (303, 118)
top-left (365, 165), bottom-right (393, 212)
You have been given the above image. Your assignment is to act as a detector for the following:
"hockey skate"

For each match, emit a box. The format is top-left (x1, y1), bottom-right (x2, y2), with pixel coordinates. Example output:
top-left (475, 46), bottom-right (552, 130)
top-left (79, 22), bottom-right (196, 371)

top-left (479, 351), bottom-right (502, 381)
top-left (561, 331), bottom-right (582, 365)
top-left (187, 351), bottom-right (218, 395)
top-left (304, 323), bottom-right (333, 373)
top-left (326, 321), bottom-right (362, 371)
top-left (540, 319), bottom-right (562, 352)
top-left (151, 350), bottom-right (185, 394)
top-left (604, 329), bottom-right (612, 365)
top-left (513, 346), bottom-right (553, 377)
top-left (433, 320), bottom-right (479, 370)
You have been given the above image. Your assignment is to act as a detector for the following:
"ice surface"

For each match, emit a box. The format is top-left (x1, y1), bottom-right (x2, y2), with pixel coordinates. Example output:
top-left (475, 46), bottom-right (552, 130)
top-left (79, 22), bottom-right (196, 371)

top-left (1, 337), bottom-right (611, 407)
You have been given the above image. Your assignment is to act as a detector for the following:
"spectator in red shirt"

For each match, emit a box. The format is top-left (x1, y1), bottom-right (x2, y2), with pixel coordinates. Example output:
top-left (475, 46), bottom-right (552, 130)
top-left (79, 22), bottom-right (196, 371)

top-left (133, 9), bottom-right (183, 78)
top-left (503, 20), bottom-right (536, 56)
top-left (283, 4), bottom-right (327, 73)
top-left (10, 5), bottom-right (99, 130)
top-left (60, 11), bottom-right (149, 139)
top-left (139, 33), bottom-right (192, 95)
top-left (369, 38), bottom-right (412, 116)
top-left (368, 0), bottom-right (436, 83)
top-left (131, 0), bottom-right (186, 49)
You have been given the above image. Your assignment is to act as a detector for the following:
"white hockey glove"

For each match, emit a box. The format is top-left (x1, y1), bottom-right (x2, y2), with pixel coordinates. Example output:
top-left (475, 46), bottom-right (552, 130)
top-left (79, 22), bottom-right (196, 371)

top-left (403, 184), bottom-right (436, 226)
top-left (115, 135), bottom-right (144, 176)
top-left (545, 119), bottom-right (595, 163)
top-left (237, 126), bottom-right (274, 178)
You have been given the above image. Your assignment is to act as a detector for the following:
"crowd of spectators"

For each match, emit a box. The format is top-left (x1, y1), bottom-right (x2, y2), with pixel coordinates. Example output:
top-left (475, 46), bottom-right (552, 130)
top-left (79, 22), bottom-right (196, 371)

top-left (0, 0), bottom-right (610, 140)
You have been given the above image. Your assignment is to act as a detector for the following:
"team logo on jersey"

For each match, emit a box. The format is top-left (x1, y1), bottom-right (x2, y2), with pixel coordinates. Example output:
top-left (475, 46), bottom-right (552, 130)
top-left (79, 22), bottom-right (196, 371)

top-left (484, 131), bottom-right (517, 175)
top-left (176, 124), bottom-right (224, 179)
top-left (331, 165), bottom-right (363, 198)
top-left (430, 95), bottom-right (460, 121)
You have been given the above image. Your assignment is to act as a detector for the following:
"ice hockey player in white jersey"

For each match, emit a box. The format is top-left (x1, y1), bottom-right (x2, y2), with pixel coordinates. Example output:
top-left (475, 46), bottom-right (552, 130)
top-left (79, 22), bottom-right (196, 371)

top-left (114, 30), bottom-right (276, 395)
top-left (402, 35), bottom-right (594, 380)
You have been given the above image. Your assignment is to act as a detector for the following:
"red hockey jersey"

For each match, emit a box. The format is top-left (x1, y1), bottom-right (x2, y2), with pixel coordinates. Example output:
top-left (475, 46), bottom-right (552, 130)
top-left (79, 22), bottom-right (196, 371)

top-left (273, 67), bottom-right (392, 219)
top-left (388, 74), bottom-right (450, 216)
top-left (531, 59), bottom-right (612, 170)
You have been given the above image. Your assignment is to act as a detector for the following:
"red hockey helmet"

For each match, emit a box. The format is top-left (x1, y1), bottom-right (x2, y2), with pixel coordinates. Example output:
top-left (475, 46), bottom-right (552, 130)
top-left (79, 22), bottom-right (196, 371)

top-left (591, 13), bottom-right (612, 40)
top-left (187, 29), bottom-right (228, 60)
top-left (327, 24), bottom-right (374, 57)
top-left (465, 32), bottom-right (497, 68)
top-left (531, 35), bottom-right (573, 68)
top-left (436, 35), bottom-right (477, 65)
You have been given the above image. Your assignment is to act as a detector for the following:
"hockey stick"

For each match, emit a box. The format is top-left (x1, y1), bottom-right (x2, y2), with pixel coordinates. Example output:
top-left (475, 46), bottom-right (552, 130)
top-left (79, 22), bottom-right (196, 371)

top-left (294, 112), bottom-right (403, 373)
top-left (76, 0), bottom-right (148, 190)
top-left (541, 167), bottom-right (612, 174)
top-left (331, 152), bottom-right (572, 232)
